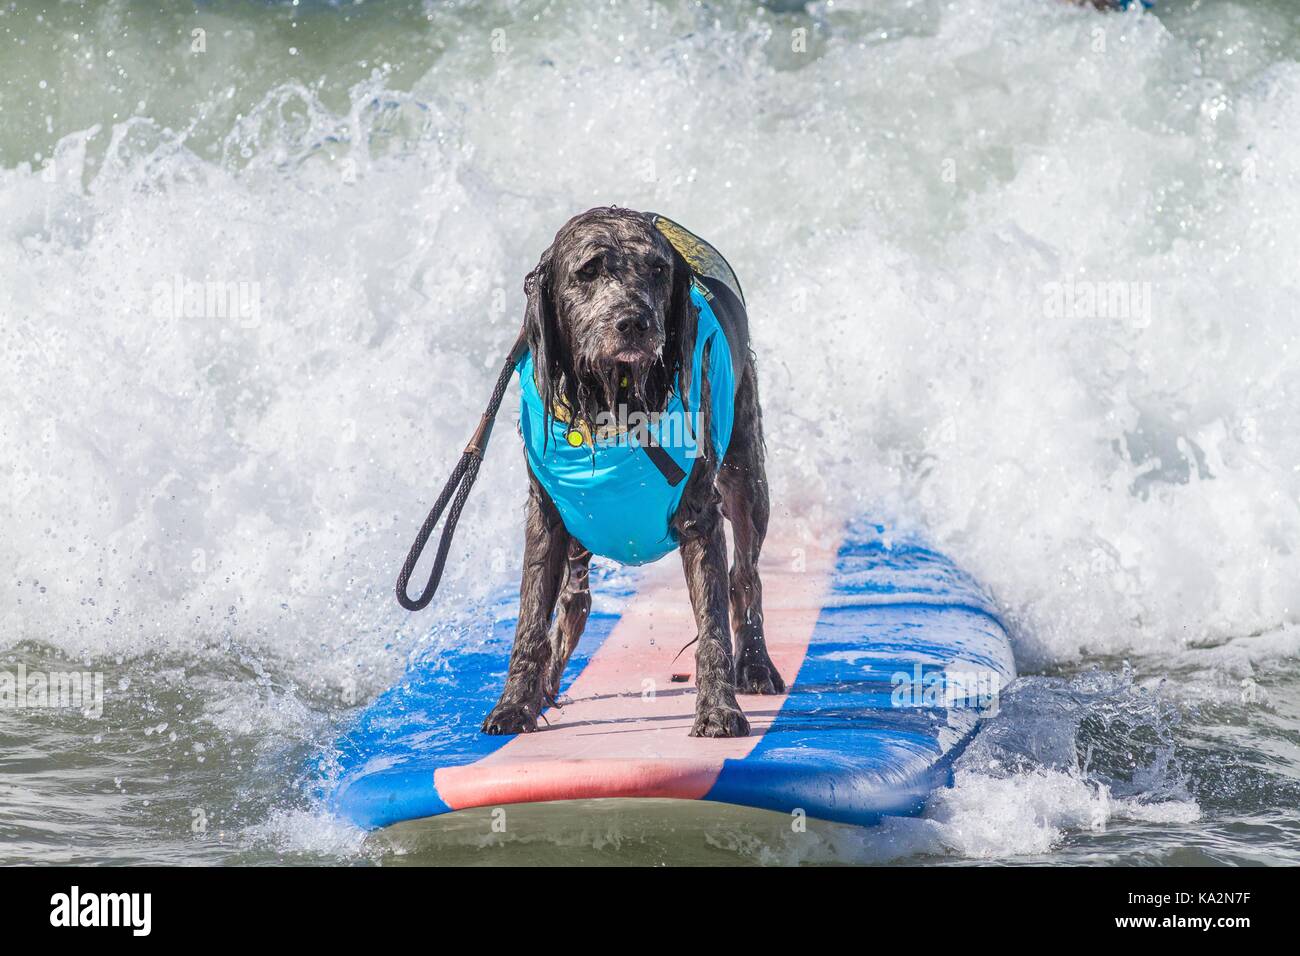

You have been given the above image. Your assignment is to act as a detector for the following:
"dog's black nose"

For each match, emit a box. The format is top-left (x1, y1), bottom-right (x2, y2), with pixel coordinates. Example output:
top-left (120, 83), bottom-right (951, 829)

top-left (616, 314), bottom-right (651, 334)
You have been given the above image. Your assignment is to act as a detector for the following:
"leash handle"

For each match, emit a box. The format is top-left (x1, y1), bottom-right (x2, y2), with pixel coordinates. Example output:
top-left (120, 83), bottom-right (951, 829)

top-left (395, 328), bottom-right (527, 612)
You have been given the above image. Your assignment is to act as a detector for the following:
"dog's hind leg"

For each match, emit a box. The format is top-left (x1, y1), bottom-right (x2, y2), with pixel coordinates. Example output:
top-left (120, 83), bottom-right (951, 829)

top-left (482, 479), bottom-right (570, 735)
top-left (675, 357), bottom-right (749, 738)
top-left (676, 487), bottom-right (748, 738)
top-left (543, 540), bottom-right (592, 705)
top-left (719, 359), bottom-right (785, 695)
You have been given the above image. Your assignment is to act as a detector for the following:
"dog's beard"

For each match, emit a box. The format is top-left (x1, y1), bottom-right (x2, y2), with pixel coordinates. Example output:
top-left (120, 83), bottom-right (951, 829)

top-left (574, 348), bottom-right (665, 416)
top-left (622, 358), bottom-right (655, 408)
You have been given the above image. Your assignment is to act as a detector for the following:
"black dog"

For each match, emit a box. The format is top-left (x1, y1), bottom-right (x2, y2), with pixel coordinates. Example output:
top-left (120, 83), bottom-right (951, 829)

top-left (482, 207), bottom-right (781, 738)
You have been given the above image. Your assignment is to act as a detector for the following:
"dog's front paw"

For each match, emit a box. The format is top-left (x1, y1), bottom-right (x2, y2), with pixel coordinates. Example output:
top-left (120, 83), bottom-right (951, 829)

top-left (735, 658), bottom-right (786, 695)
top-left (482, 701), bottom-right (539, 735)
top-left (690, 701), bottom-right (750, 738)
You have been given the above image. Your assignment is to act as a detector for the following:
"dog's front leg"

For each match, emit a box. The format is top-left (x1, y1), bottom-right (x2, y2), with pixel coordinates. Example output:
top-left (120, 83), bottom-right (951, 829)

top-left (543, 540), bottom-right (592, 705)
top-left (675, 483), bottom-right (749, 739)
top-left (482, 480), bottom-right (569, 735)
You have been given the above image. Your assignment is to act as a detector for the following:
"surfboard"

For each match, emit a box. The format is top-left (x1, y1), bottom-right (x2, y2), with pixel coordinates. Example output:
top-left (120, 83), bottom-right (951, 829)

top-left (327, 517), bottom-right (1015, 830)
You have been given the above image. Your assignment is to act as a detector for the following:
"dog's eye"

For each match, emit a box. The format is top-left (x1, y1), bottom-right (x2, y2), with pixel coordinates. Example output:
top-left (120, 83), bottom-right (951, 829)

top-left (651, 262), bottom-right (668, 281)
top-left (577, 260), bottom-right (601, 281)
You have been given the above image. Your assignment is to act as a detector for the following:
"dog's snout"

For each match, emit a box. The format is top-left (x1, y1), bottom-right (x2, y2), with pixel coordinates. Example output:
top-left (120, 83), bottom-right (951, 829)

top-left (615, 313), bottom-right (652, 335)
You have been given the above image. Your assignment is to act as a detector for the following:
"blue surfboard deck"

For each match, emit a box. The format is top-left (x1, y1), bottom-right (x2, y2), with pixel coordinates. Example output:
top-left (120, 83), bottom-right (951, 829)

top-left (327, 518), bottom-right (1015, 830)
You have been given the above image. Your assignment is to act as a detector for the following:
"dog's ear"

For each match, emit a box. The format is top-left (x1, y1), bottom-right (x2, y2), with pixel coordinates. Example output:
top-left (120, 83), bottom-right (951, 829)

top-left (664, 243), bottom-right (699, 402)
top-left (523, 246), bottom-right (562, 413)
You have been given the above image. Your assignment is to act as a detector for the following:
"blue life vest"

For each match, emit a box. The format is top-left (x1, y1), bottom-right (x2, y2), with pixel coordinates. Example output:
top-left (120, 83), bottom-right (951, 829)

top-left (517, 284), bottom-right (736, 565)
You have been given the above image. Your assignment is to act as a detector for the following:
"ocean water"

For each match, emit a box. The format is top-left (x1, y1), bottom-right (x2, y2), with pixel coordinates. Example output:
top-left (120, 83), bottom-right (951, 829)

top-left (2, 0), bottom-right (1298, 865)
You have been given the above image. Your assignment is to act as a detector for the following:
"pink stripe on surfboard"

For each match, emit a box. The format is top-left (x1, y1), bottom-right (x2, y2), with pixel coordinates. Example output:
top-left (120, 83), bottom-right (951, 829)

top-left (434, 528), bottom-right (837, 810)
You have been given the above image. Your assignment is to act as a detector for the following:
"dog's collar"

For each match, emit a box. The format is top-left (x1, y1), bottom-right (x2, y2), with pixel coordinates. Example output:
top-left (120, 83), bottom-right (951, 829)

top-left (536, 384), bottom-right (632, 449)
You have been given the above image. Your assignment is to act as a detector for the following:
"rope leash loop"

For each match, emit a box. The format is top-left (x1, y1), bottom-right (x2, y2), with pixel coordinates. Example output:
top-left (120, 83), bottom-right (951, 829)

top-left (395, 328), bottom-right (527, 612)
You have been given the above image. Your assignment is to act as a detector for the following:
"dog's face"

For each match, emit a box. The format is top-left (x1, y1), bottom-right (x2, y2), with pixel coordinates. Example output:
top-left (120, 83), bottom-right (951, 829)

top-left (552, 211), bottom-right (672, 372)
top-left (525, 207), bottom-right (696, 420)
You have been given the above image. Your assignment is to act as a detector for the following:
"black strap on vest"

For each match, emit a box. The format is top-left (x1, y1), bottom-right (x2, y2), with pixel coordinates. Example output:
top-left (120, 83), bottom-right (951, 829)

top-left (629, 420), bottom-right (686, 486)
